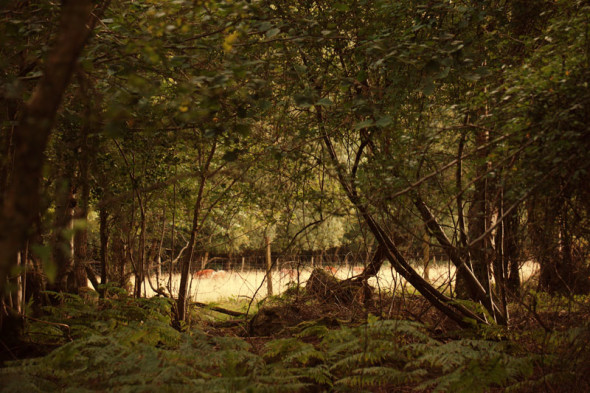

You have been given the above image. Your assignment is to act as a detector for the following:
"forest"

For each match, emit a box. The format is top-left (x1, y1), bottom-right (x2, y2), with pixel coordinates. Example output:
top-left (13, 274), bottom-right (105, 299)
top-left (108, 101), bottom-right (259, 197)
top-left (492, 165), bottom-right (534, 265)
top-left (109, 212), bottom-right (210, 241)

top-left (1, 0), bottom-right (589, 391)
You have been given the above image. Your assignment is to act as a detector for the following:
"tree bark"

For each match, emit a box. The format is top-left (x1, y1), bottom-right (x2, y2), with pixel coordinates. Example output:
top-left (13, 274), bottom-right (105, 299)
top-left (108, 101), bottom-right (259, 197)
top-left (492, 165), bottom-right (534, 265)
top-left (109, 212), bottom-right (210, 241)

top-left (265, 235), bottom-right (273, 296)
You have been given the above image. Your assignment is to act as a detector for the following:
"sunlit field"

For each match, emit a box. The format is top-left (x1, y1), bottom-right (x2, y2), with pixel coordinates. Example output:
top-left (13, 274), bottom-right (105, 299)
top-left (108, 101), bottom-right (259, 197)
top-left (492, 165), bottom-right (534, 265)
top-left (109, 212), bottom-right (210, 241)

top-left (138, 261), bottom-right (540, 303)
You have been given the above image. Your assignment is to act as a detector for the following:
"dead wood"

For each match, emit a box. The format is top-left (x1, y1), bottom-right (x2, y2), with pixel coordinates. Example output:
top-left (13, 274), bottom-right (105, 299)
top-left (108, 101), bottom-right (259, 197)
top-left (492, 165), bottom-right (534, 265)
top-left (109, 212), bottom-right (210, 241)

top-left (307, 268), bottom-right (373, 306)
top-left (191, 302), bottom-right (247, 317)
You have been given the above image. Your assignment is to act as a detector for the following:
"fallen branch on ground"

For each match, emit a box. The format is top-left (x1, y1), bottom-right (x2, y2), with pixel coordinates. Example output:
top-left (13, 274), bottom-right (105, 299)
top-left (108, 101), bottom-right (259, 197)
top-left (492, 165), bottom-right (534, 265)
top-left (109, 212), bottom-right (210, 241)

top-left (191, 302), bottom-right (247, 317)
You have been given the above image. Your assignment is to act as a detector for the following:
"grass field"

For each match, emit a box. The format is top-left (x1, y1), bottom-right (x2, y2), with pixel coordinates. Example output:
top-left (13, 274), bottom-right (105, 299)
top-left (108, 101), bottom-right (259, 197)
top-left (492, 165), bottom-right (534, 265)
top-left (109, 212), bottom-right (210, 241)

top-left (140, 261), bottom-right (540, 303)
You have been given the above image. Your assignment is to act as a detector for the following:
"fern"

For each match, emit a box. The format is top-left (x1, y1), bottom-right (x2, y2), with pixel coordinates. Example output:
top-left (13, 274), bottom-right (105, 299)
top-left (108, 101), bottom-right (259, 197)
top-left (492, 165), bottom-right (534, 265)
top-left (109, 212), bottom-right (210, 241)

top-left (294, 321), bottom-right (330, 339)
top-left (336, 366), bottom-right (425, 388)
top-left (1, 293), bottom-right (544, 393)
top-left (411, 339), bottom-right (533, 393)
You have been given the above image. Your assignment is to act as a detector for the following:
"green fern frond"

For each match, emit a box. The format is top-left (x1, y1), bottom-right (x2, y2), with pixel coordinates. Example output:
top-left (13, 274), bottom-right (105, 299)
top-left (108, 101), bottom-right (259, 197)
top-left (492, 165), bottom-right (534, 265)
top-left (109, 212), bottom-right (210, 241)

top-left (264, 337), bottom-right (325, 365)
top-left (329, 350), bottom-right (388, 372)
top-left (300, 364), bottom-right (334, 385)
top-left (295, 322), bottom-right (330, 339)
top-left (413, 339), bottom-right (533, 393)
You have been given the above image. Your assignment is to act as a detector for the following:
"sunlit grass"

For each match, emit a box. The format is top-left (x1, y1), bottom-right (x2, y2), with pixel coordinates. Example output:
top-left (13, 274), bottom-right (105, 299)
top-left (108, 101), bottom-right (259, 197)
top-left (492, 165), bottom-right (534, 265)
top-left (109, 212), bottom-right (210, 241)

top-left (137, 260), bottom-right (539, 303)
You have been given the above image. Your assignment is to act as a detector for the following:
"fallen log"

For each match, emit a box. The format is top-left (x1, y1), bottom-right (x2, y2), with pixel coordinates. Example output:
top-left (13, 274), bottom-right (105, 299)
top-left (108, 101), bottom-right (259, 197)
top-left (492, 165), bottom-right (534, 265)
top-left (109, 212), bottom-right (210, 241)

top-left (191, 302), bottom-right (247, 317)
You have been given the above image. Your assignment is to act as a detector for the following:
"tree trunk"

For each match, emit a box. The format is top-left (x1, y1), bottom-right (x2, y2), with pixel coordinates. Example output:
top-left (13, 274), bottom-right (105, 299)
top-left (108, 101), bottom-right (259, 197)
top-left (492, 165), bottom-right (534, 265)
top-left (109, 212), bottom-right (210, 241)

top-left (423, 232), bottom-right (430, 282)
top-left (133, 207), bottom-right (146, 299)
top-left (0, 0), bottom-right (102, 295)
top-left (113, 236), bottom-right (127, 289)
top-left (156, 208), bottom-right (166, 287)
top-left (455, 131), bottom-right (472, 298)
top-left (48, 178), bottom-right (76, 293)
top-left (466, 130), bottom-right (492, 296)
top-left (99, 206), bottom-right (109, 287)
top-left (265, 235), bottom-right (273, 296)
top-left (176, 142), bottom-right (216, 324)
top-left (176, 217), bottom-right (198, 324)
top-left (73, 149), bottom-right (91, 292)
top-left (493, 191), bottom-right (508, 319)
top-left (501, 206), bottom-right (520, 294)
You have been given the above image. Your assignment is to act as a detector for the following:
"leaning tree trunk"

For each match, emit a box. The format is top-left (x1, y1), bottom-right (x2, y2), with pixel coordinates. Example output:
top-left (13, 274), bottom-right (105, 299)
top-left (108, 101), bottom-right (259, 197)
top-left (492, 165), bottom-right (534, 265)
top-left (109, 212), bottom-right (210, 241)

top-left (321, 131), bottom-right (490, 327)
top-left (413, 198), bottom-right (505, 324)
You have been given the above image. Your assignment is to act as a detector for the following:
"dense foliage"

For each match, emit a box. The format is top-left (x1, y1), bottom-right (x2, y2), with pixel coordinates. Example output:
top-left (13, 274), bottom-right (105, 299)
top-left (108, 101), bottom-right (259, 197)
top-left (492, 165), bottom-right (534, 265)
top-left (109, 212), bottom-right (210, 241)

top-left (1, 0), bottom-right (589, 391)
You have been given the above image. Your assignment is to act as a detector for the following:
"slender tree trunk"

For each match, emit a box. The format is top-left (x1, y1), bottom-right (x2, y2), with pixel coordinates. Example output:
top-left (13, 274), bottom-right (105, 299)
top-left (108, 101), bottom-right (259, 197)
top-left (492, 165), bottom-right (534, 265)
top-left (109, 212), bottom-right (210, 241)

top-left (493, 190), bottom-right (508, 318)
top-left (75, 70), bottom-right (100, 293)
top-left (176, 142), bottom-right (216, 323)
top-left (113, 236), bottom-right (127, 289)
top-left (423, 232), bottom-right (430, 282)
top-left (504, 207), bottom-right (520, 294)
top-left (176, 208), bottom-right (199, 323)
top-left (134, 207), bottom-right (146, 299)
top-left (532, 197), bottom-right (571, 293)
top-left (467, 130), bottom-right (492, 295)
top-left (156, 208), bottom-right (166, 287)
top-left (455, 131), bottom-right (472, 297)
top-left (73, 152), bottom-right (90, 292)
top-left (99, 206), bottom-right (109, 286)
top-left (48, 178), bottom-right (76, 293)
top-left (265, 235), bottom-right (273, 296)
top-left (169, 169), bottom-right (176, 296)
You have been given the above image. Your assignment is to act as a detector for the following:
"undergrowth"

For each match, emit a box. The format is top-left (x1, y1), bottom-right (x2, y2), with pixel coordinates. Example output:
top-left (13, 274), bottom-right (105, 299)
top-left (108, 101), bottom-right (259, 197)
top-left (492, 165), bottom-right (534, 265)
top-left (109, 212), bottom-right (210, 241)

top-left (1, 287), bottom-right (589, 392)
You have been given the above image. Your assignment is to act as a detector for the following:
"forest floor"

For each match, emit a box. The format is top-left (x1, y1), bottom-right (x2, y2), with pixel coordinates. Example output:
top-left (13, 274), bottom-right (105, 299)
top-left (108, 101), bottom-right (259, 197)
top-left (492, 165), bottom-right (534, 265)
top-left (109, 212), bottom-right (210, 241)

top-left (1, 269), bottom-right (589, 392)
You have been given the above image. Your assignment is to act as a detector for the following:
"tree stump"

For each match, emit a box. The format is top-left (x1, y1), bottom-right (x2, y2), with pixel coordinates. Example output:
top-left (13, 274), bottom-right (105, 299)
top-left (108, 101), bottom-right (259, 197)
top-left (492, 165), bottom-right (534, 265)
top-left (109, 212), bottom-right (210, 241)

top-left (306, 268), bottom-right (371, 305)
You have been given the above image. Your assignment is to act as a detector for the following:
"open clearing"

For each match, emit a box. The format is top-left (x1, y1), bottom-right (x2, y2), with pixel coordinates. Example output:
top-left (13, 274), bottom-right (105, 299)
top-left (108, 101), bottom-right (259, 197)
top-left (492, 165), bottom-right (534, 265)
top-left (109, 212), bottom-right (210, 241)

top-left (137, 261), bottom-right (539, 303)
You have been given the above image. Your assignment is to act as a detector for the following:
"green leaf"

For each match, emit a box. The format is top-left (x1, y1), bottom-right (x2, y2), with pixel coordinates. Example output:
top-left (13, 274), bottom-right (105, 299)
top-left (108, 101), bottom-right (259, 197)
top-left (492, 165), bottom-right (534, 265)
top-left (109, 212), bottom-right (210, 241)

top-left (316, 97), bottom-right (333, 106)
top-left (266, 28), bottom-right (280, 38)
top-left (375, 116), bottom-right (393, 127)
top-left (222, 149), bottom-right (243, 162)
top-left (353, 119), bottom-right (374, 130)
top-left (421, 80), bottom-right (435, 96)
top-left (294, 94), bottom-right (314, 108)
top-left (464, 73), bottom-right (481, 82)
